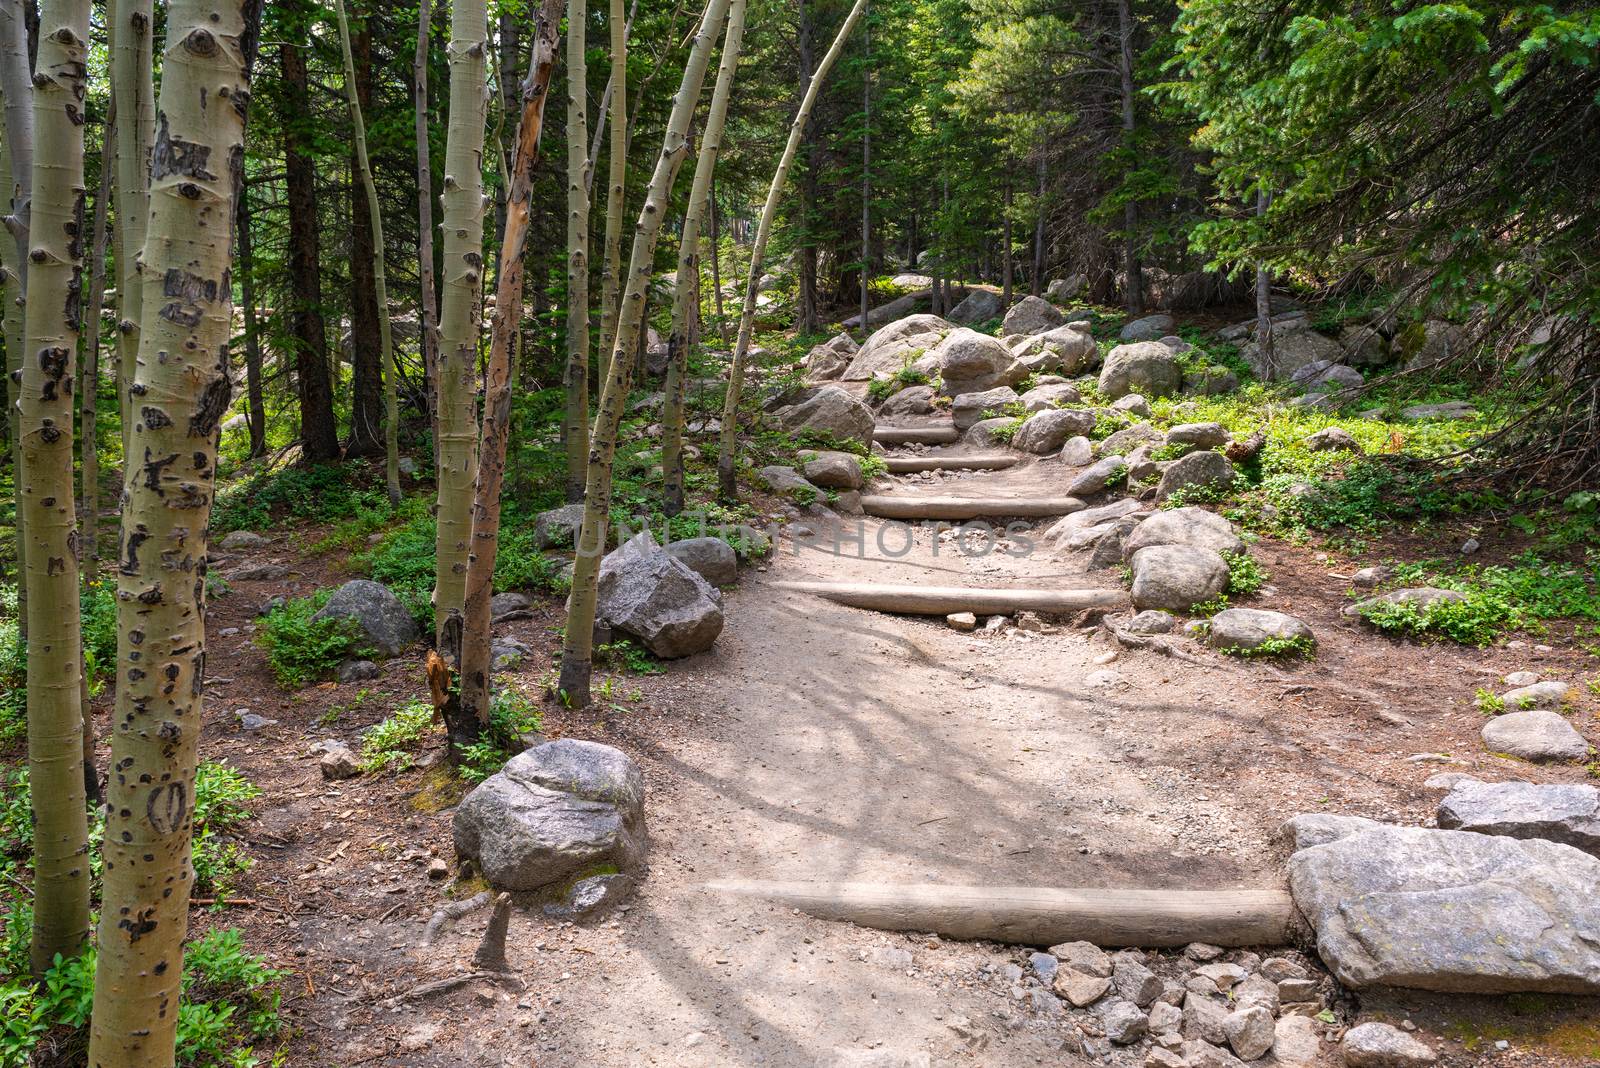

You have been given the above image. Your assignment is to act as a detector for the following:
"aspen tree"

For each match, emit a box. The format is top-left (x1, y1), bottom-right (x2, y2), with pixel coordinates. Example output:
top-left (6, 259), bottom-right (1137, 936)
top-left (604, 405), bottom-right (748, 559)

top-left (19, 0), bottom-right (91, 978)
top-left (434, 0), bottom-right (491, 664)
top-left (662, 0), bottom-right (745, 516)
top-left (715, 0), bottom-right (869, 500)
top-left (456, 0), bottom-right (563, 740)
top-left (558, 0), bottom-right (733, 706)
top-left (108, 0), bottom-right (154, 459)
top-left (333, 0), bottom-right (401, 506)
top-left (89, 0), bottom-right (261, 1060)
top-left (562, 0), bottom-right (590, 502)
top-left (0, 0), bottom-right (33, 650)
top-left (414, 0), bottom-right (440, 464)
top-left (594, 0), bottom-right (627, 378)
top-left (81, 109), bottom-right (113, 578)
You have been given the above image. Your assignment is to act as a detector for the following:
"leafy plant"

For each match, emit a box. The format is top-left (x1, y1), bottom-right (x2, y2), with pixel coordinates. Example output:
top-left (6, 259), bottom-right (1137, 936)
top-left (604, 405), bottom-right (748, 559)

top-left (596, 638), bottom-right (664, 676)
top-left (1222, 551), bottom-right (1267, 597)
top-left (457, 687), bottom-right (545, 784)
top-left (1475, 688), bottom-right (1507, 715)
top-left (256, 592), bottom-right (372, 690)
top-left (1219, 635), bottom-right (1315, 659)
top-left (359, 699), bottom-right (437, 773)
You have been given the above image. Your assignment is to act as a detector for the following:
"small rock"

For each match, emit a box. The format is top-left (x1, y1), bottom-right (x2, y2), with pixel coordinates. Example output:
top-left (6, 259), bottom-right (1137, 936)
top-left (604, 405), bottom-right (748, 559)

top-left (1272, 1015), bottom-right (1321, 1068)
top-left (1500, 680), bottom-right (1572, 711)
top-left (231, 563), bottom-right (290, 582)
top-left (664, 537), bottom-right (739, 587)
top-left (1232, 976), bottom-right (1279, 1015)
top-left (236, 712), bottom-right (276, 731)
top-left (1125, 610), bottom-right (1176, 635)
top-left (1460, 537), bottom-right (1480, 555)
top-left (1183, 1038), bottom-right (1246, 1068)
top-left (1059, 435), bottom-right (1094, 467)
top-left (427, 857), bottom-right (449, 880)
top-left (219, 530), bottom-right (269, 550)
top-left (337, 659), bottom-right (380, 683)
top-left (1098, 998), bottom-right (1148, 1045)
top-left (1502, 670), bottom-right (1540, 687)
top-left (1147, 1001), bottom-right (1183, 1035)
top-left (1194, 963), bottom-right (1246, 991)
top-left (1305, 427), bottom-right (1362, 452)
top-left (1051, 940), bottom-right (1112, 977)
top-left (1166, 422), bottom-right (1229, 449)
top-left (1259, 956), bottom-right (1308, 982)
top-left (1145, 1049), bottom-right (1187, 1068)
top-left (490, 591), bottom-right (534, 619)
top-left (1182, 993), bottom-right (1229, 1044)
top-left (1341, 1022), bottom-right (1437, 1068)
top-left (1113, 955), bottom-right (1165, 1007)
top-left (543, 873), bottom-right (636, 920)
top-left (1185, 942), bottom-right (1224, 962)
top-left (1344, 586), bottom-right (1466, 619)
top-left (946, 611), bottom-right (977, 632)
top-left (1155, 450), bottom-right (1236, 503)
top-left (1277, 977), bottom-right (1318, 1003)
top-left (1027, 951), bottom-right (1058, 982)
top-left (1350, 565), bottom-right (1392, 589)
top-left (1207, 607), bottom-right (1314, 654)
top-left (1421, 771), bottom-right (1480, 792)
top-left (1481, 709), bottom-right (1590, 763)
top-left (1067, 455), bottom-right (1129, 496)
top-left (533, 504), bottom-right (587, 549)
top-left (1112, 393), bottom-right (1152, 418)
top-left (1052, 970), bottom-right (1113, 1007)
top-left (1223, 1005), bottom-right (1275, 1061)
top-left (1436, 780), bottom-right (1600, 856)
top-left (318, 743), bottom-right (361, 780)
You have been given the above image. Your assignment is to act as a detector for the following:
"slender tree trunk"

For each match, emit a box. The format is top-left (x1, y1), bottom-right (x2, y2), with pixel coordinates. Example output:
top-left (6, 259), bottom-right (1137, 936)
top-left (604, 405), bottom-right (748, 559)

top-left (859, 8), bottom-right (870, 331)
top-left (89, 2), bottom-right (260, 1059)
top-left (708, 183), bottom-right (728, 347)
top-left (336, 0), bottom-right (401, 505)
top-left (559, 0), bottom-right (733, 707)
top-left (1001, 180), bottom-right (1013, 306)
top-left (1254, 186), bottom-right (1274, 380)
top-left (562, 0), bottom-right (589, 504)
top-left (236, 185), bottom-right (267, 457)
top-left (664, 0), bottom-right (746, 516)
top-left (19, 0), bottom-right (89, 979)
top-left (282, 10), bottom-right (339, 462)
top-left (1115, 0), bottom-right (1143, 316)
top-left (345, 6), bottom-right (383, 460)
top-left (713, 0), bottom-right (868, 502)
top-left (1, 0), bottom-right (33, 642)
top-left (80, 106), bottom-right (112, 579)
top-left (108, 0), bottom-right (152, 462)
top-left (491, 9), bottom-right (520, 274)
top-left (456, 0), bottom-right (562, 742)
top-left (595, 0), bottom-right (627, 380)
top-left (433, 0), bottom-right (491, 668)
top-left (794, 0), bottom-right (818, 336)
top-left (582, 0), bottom-right (635, 195)
top-left (414, 0), bottom-right (441, 472)
top-left (1031, 157), bottom-right (1044, 297)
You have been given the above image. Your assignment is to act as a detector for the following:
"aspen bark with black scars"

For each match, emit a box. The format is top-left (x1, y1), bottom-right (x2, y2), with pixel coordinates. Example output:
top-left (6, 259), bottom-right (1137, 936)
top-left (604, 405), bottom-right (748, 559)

top-left (432, 0), bottom-right (490, 668)
top-left (0, 0), bottom-right (33, 649)
top-left (562, 0), bottom-right (589, 503)
top-left (89, 1), bottom-right (263, 1061)
top-left (455, 0), bottom-right (562, 744)
top-left (19, 0), bottom-right (90, 979)
top-left (558, 0), bottom-right (733, 707)
top-left (594, 0), bottom-right (627, 382)
top-left (714, 0), bottom-right (869, 501)
top-left (108, 0), bottom-right (153, 460)
top-left (414, 0), bottom-right (440, 469)
top-left (80, 102), bottom-right (111, 579)
top-left (663, 0), bottom-right (746, 516)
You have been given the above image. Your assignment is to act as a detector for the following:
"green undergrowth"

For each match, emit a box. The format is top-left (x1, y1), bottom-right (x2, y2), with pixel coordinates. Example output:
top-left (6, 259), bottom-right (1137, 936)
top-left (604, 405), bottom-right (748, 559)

top-left (256, 591), bottom-right (372, 690)
top-left (213, 461), bottom-right (388, 535)
top-left (1220, 634), bottom-right (1316, 659)
top-left (1357, 554), bottom-right (1600, 646)
top-left (456, 687), bottom-right (545, 785)
top-left (359, 699), bottom-right (437, 774)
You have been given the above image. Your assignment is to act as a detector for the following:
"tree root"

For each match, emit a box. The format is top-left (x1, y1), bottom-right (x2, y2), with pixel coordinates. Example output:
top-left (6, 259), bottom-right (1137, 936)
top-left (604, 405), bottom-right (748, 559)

top-left (420, 890), bottom-right (490, 946)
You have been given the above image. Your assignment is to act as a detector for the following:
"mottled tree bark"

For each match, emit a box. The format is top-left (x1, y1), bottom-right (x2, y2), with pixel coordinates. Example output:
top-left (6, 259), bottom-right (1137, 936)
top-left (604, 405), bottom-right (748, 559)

top-left (108, 0), bottom-right (152, 461)
top-left (559, 0), bottom-right (733, 706)
top-left (562, 0), bottom-right (589, 503)
top-left (1254, 187), bottom-right (1274, 380)
top-left (414, 0), bottom-right (440, 470)
top-left (19, 0), bottom-right (90, 978)
top-left (89, 1), bottom-right (262, 1062)
top-left (594, 0), bottom-right (627, 380)
top-left (80, 105), bottom-right (112, 579)
top-left (663, 0), bottom-right (745, 516)
top-left (345, 5), bottom-right (383, 460)
top-left (236, 184), bottom-right (266, 457)
top-left (0, 0), bottom-right (33, 643)
top-left (456, 0), bottom-right (562, 742)
top-left (714, 0), bottom-right (870, 500)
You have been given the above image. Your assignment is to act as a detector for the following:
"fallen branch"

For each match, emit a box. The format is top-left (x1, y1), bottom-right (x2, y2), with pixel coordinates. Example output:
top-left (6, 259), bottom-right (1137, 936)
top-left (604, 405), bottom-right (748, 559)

top-left (775, 581), bottom-right (1128, 616)
top-left (381, 972), bottom-right (495, 1006)
top-left (420, 890), bottom-right (491, 946)
top-left (706, 881), bottom-right (1296, 947)
top-left (1102, 622), bottom-right (1215, 667)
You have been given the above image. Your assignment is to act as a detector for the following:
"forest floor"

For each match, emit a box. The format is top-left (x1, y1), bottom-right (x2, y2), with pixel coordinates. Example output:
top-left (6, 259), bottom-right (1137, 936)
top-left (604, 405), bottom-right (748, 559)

top-left (178, 440), bottom-right (1600, 1067)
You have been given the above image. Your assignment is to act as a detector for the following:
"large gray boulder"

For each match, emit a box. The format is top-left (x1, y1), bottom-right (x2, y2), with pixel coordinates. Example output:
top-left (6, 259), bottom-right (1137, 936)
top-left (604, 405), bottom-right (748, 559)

top-left (665, 537), bottom-right (738, 587)
top-left (1123, 506), bottom-right (1243, 559)
top-left (1481, 710), bottom-right (1590, 763)
top-left (1012, 325), bottom-right (1098, 375)
top-left (1046, 275), bottom-right (1086, 303)
top-left (877, 384), bottom-right (936, 417)
top-left (800, 450), bottom-right (865, 490)
top-left (951, 387), bottom-right (1019, 432)
top-left (453, 740), bottom-right (646, 892)
top-left (1066, 455), bottom-right (1128, 497)
top-left (1166, 422), bottom-right (1229, 449)
top-left (805, 333), bottom-right (859, 380)
top-left (770, 385), bottom-right (875, 447)
top-left (1019, 382), bottom-right (1082, 412)
top-left (1402, 320), bottom-right (1467, 370)
top-left (1129, 545), bottom-right (1229, 613)
top-left (1207, 608), bottom-right (1313, 653)
top-left (1099, 422), bottom-right (1165, 455)
top-left (1240, 329), bottom-right (1344, 379)
top-left (758, 465), bottom-right (817, 499)
top-left (963, 417), bottom-right (1017, 447)
top-left (1289, 360), bottom-right (1364, 394)
top-left (597, 532), bottom-right (724, 658)
top-left (219, 530), bottom-right (268, 550)
top-left (842, 314), bottom-right (951, 380)
top-left (1013, 408), bottom-right (1095, 454)
top-left (1437, 781), bottom-right (1600, 857)
top-left (1341, 1023), bottom-right (1437, 1068)
top-left (1338, 325), bottom-right (1391, 368)
top-left (1099, 342), bottom-right (1182, 399)
top-left (312, 580), bottom-right (418, 658)
top-left (1286, 819), bottom-right (1600, 994)
top-left (934, 328), bottom-right (1024, 395)
top-left (948, 288), bottom-right (1003, 324)
top-left (1119, 314), bottom-right (1175, 342)
top-left (1001, 294), bottom-right (1066, 335)
top-left (1156, 450), bottom-right (1237, 502)
top-left (841, 291), bottom-right (924, 331)
top-left (535, 503), bottom-right (587, 549)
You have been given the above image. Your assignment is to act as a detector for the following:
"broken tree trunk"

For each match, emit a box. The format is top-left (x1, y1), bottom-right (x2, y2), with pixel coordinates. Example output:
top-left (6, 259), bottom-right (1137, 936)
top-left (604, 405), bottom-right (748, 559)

top-left (706, 881), bottom-right (1296, 948)
top-left (773, 581), bottom-right (1126, 615)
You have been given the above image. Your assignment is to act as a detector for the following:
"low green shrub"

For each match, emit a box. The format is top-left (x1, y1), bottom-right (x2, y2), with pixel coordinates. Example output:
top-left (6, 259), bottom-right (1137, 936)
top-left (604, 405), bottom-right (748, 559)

top-left (1219, 635), bottom-right (1315, 659)
top-left (359, 699), bottom-right (437, 773)
top-left (256, 592), bottom-right (372, 690)
top-left (1222, 551), bottom-right (1267, 597)
top-left (457, 687), bottom-right (545, 785)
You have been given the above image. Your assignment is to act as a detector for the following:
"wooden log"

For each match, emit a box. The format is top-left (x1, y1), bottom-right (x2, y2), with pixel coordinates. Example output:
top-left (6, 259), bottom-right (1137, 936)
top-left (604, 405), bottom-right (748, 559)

top-left (705, 881), bottom-right (1296, 948)
top-left (862, 494), bottom-right (1082, 519)
top-left (884, 454), bottom-right (1018, 473)
top-left (772, 581), bottom-right (1127, 615)
top-left (874, 425), bottom-right (959, 445)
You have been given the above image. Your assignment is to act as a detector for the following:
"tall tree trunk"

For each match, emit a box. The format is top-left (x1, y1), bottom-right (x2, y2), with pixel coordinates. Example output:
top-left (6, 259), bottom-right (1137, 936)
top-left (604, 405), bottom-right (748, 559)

top-left (1001, 180), bottom-right (1013, 306)
top-left (1254, 186), bottom-right (1274, 380)
top-left (708, 183), bottom-right (727, 347)
top-left (414, 0), bottom-right (441, 472)
top-left (1115, 0), bottom-right (1143, 316)
top-left (456, 0), bottom-right (562, 743)
top-left (109, 0), bottom-right (152, 462)
top-left (594, 0), bottom-right (627, 379)
top-left (281, 10), bottom-right (339, 461)
top-left (582, 0), bottom-right (635, 195)
top-left (559, 0), bottom-right (733, 707)
top-left (793, 0), bottom-right (818, 336)
top-left (20, 0), bottom-right (89, 978)
top-left (859, 7), bottom-right (870, 331)
top-left (336, 0), bottom-right (401, 505)
top-left (664, 0), bottom-right (746, 516)
top-left (80, 105), bottom-right (112, 579)
top-left (236, 183), bottom-right (267, 457)
top-left (1030, 156), bottom-right (1044, 296)
top-left (345, 5), bottom-right (383, 460)
top-left (433, 0), bottom-right (490, 668)
top-left (713, 0), bottom-right (868, 502)
top-left (89, 2), bottom-right (260, 1058)
top-left (1, 0), bottom-right (33, 644)
top-left (562, 0), bottom-right (589, 504)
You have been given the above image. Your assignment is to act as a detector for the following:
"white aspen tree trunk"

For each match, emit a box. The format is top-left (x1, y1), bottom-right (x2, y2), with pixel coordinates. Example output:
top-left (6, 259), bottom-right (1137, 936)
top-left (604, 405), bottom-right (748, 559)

top-left (582, 0), bottom-right (635, 195)
top-left (562, 0), bottom-right (590, 503)
top-left (663, 0), bottom-right (746, 517)
top-left (433, 0), bottom-right (491, 669)
top-left (595, 0), bottom-right (627, 380)
top-left (0, 0), bottom-right (33, 650)
top-left (456, 0), bottom-right (563, 739)
top-left (108, 0), bottom-right (154, 461)
top-left (714, 0), bottom-right (869, 501)
top-left (859, 6), bottom-right (870, 330)
top-left (19, 0), bottom-right (90, 979)
top-left (81, 104), bottom-right (113, 579)
top-left (89, 1), bottom-right (260, 1061)
top-left (557, 0), bottom-right (733, 707)
top-left (1115, 0), bottom-right (1143, 316)
top-left (414, 0), bottom-right (441, 471)
top-left (334, 0), bottom-right (401, 506)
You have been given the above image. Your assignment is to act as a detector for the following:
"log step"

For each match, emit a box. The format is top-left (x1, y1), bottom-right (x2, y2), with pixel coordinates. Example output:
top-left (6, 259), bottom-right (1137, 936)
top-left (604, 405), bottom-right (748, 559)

top-left (884, 454), bottom-right (1019, 474)
top-left (874, 425), bottom-right (960, 446)
top-left (772, 581), bottom-right (1127, 615)
top-left (706, 881), bottom-right (1296, 948)
top-left (861, 494), bottom-right (1082, 520)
